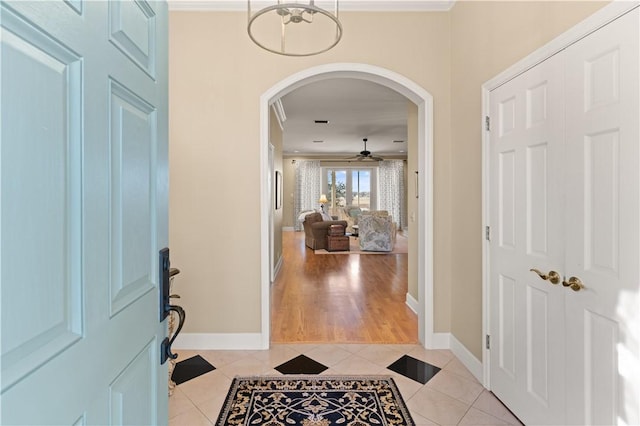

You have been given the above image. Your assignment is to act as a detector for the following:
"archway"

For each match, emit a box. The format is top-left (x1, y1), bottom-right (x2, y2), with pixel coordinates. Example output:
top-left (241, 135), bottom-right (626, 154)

top-left (259, 63), bottom-right (435, 348)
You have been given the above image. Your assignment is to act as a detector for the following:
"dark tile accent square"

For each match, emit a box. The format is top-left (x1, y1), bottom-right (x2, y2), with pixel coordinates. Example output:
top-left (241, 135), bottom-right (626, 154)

top-left (171, 355), bottom-right (216, 385)
top-left (275, 354), bottom-right (329, 375)
top-left (387, 355), bottom-right (441, 384)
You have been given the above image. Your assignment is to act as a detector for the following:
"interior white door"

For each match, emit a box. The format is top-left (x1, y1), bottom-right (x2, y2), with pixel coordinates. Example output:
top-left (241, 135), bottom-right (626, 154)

top-left (1, 1), bottom-right (169, 424)
top-left (489, 53), bottom-right (566, 426)
top-left (563, 8), bottom-right (639, 425)
top-left (489, 6), bottom-right (640, 425)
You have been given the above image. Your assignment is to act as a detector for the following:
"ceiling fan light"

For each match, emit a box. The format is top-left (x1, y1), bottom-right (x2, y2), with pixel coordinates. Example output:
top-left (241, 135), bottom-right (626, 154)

top-left (346, 137), bottom-right (384, 162)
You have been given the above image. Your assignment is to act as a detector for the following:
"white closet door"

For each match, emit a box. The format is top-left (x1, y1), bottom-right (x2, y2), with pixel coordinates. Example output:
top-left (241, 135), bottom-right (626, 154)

top-left (563, 8), bottom-right (639, 425)
top-left (489, 53), bottom-right (566, 425)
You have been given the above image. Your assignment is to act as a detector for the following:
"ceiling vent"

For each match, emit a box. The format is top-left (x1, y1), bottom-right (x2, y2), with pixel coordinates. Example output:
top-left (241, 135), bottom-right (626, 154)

top-left (314, 120), bottom-right (329, 124)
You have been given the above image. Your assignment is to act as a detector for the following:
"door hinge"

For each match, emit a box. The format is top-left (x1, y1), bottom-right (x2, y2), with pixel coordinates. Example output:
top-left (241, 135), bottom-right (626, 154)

top-left (485, 226), bottom-right (491, 241)
top-left (485, 116), bottom-right (491, 131)
top-left (486, 334), bottom-right (491, 350)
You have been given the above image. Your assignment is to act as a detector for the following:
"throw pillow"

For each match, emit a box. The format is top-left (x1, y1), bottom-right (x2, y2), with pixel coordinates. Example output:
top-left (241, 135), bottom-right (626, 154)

top-left (348, 207), bottom-right (361, 217)
top-left (320, 211), bottom-right (332, 221)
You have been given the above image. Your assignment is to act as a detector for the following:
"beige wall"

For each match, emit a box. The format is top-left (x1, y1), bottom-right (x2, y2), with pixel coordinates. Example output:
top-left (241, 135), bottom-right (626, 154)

top-left (169, 2), bottom-right (607, 354)
top-left (449, 1), bottom-right (609, 358)
top-left (169, 10), bottom-right (452, 335)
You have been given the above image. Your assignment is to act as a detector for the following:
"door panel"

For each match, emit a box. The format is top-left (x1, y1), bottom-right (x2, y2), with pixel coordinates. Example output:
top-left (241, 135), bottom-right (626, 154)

top-left (526, 285), bottom-right (550, 403)
top-left (563, 8), bottom-right (639, 425)
top-left (110, 340), bottom-right (157, 425)
top-left (109, 78), bottom-right (157, 316)
top-left (108, 0), bottom-right (157, 78)
top-left (584, 311), bottom-right (618, 425)
top-left (489, 53), bottom-right (565, 425)
top-left (489, 6), bottom-right (639, 425)
top-left (526, 143), bottom-right (549, 256)
top-left (1, 2), bottom-right (83, 390)
top-left (1, 1), bottom-right (168, 424)
top-left (498, 150), bottom-right (516, 249)
top-left (583, 130), bottom-right (619, 273)
top-left (497, 274), bottom-right (516, 377)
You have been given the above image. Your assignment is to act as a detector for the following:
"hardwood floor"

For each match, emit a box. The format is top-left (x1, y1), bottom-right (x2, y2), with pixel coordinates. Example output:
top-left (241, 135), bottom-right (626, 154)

top-left (271, 231), bottom-right (418, 344)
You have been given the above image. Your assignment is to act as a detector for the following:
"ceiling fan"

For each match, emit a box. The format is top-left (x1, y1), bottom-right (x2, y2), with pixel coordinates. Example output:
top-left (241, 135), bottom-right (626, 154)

top-left (348, 138), bottom-right (384, 161)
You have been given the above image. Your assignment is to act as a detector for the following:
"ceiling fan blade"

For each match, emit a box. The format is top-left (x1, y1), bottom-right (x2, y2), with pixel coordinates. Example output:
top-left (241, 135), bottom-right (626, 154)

top-left (344, 138), bottom-right (385, 162)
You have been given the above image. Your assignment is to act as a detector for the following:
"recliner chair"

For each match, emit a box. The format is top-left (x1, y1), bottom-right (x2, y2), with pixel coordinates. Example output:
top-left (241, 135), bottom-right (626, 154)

top-left (302, 212), bottom-right (348, 250)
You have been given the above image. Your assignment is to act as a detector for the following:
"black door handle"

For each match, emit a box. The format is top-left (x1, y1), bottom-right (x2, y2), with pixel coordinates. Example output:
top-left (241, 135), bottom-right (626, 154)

top-left (159, 248), bottom-right (171, 322)
top-left (161, 304), bottom-right (185, 364)
top-left (159, 248), bottom-right (186, 364)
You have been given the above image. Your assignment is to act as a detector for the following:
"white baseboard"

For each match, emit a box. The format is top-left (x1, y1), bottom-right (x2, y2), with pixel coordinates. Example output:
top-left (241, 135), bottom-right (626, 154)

top-left (406, 295), bottom-right (450, 350)
top-left (405, 293), bottom-right (419, 314)
top-left (282, 226), bottom-right (295, 231)
top-left (426, 332), bottom-right (450, 349)
top-left (174, 333), bottom-right (267, 350)
top-left (449, 334), bottom-right (483, 383)
top-left (272, 255), bottom-right (283, 282)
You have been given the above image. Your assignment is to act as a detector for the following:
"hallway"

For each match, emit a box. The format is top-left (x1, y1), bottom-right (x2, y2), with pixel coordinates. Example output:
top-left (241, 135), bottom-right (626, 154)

top-left (270, 230), bottom-right (418, 343)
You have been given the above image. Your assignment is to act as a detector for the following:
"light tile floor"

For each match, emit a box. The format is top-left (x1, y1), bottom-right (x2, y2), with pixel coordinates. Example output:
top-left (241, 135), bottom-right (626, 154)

top-left (169, 344), bottom-right (523, 426)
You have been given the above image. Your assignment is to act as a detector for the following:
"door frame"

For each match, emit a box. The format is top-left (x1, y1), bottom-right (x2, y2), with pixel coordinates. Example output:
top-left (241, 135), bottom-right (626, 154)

top-left (259, 63), bottom-right (437, 348)
top-left (268, 143), bottom-right (275, 282)
top-left (481, 1), bottom-right (640, 387)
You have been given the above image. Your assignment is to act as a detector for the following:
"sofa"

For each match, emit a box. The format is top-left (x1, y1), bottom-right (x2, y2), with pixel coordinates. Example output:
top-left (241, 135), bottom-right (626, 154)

top-left (302, 212), bottom-right (348, 250)
top-left (337, 207), bottom-right (397, 236)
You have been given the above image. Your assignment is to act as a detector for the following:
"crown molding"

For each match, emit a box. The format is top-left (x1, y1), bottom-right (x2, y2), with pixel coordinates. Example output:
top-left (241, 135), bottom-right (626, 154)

top-left (169, 0), bottom-right (456, 12)
top-left (271, 99), bottom-right (286, 131)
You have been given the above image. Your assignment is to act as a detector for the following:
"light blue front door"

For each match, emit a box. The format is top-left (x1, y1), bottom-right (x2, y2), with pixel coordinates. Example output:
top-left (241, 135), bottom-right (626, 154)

top-left (1, 1), bottom-right (169, 423)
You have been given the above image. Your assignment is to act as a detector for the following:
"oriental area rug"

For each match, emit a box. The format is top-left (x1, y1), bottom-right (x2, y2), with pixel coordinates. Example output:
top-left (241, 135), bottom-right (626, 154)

top-left (216, 375), bottom-right (415, 426)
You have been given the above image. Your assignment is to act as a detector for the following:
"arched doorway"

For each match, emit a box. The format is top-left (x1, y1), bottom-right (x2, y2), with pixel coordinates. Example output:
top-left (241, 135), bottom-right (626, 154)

top-left (259, 63), bottom-right (435, 348)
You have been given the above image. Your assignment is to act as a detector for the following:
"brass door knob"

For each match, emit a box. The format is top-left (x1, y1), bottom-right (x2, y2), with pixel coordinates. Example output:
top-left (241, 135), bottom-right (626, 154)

top-left (530, 268), bottom-right (561, 284)
top-left (562, 276), bottom-right (585, 292)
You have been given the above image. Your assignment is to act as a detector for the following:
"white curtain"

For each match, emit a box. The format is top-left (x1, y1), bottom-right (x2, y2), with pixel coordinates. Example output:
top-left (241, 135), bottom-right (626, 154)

top-left (294, 160), bottom-right (321, 231)
top-left (378, 160), bottom-right (406, 230)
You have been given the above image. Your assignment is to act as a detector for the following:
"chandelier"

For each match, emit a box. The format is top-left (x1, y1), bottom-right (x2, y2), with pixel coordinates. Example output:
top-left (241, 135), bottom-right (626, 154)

top-left (247, 1), bottom-right (342, 56)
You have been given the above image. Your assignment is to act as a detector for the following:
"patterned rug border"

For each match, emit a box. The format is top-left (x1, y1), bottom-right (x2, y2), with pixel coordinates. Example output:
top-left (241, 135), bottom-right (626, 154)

top-left (216, 375), bottom-right (415, 426)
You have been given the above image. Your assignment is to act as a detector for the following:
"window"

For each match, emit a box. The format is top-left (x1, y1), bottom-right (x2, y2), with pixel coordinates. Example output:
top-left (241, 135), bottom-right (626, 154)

top-left (351, 169), bottom-right (371, 210)
top-left (323, 167), bottom-right (377, 212)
